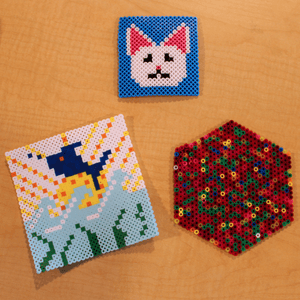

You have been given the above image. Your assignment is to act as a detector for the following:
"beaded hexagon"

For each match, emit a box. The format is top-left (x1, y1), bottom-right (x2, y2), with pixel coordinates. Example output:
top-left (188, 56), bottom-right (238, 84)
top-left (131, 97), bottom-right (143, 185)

top-left (118, 16), bottom-right (199, 97)
top-left (5, 114), bottom-right (159, 273)
top-left (173, 121), bottom-right (293, 256)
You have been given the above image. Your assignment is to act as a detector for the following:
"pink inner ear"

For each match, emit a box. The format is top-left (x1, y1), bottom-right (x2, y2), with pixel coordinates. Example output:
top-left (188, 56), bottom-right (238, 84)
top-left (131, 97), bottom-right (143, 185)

top-left (164, 26), bottom-right (187, 54)
top-left (130, 28), bottom-right (152, 56)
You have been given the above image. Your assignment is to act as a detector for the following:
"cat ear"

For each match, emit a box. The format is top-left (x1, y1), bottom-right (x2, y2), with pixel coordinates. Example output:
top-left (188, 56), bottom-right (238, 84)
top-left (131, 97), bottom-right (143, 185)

top-left (163, 24), bottom-right (190, 54)
top-left (126, 25), bottom-right (153, 56)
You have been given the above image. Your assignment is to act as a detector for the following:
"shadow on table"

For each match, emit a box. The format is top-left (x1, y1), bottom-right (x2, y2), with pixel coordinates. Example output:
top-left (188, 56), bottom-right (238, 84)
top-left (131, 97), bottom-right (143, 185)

top-left (114, 17), bottom-right (205, 103)
top-left (25, 113), bottom-right (179, 288)
top-left (170, 120), bottom-right (296, 259)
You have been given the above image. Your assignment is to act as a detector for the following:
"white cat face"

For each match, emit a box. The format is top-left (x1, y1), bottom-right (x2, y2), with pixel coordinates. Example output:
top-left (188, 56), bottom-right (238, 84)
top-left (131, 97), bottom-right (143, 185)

top-left (126, 24), bottom-right (190, 88)
top-left (131, 45), bottom-right (186, 87)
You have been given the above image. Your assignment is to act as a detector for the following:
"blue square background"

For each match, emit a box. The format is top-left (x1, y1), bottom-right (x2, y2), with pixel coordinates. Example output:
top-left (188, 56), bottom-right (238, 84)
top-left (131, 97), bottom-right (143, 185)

top-left (118, 16), bottom-right (199, 98)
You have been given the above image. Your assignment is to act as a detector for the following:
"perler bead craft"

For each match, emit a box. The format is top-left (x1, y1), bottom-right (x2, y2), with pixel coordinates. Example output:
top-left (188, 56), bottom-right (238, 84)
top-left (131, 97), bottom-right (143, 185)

top-left (5, 115), bottom-right (159, 273)
top-left (118, 16), bottom-right (199, 97)
top-left (173, 121), bottom-right (294, 256)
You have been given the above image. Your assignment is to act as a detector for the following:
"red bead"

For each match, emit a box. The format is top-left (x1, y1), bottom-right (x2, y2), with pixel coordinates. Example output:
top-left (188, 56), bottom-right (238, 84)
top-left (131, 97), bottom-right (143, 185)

top-left (173, 121), bottom-right (294, 255)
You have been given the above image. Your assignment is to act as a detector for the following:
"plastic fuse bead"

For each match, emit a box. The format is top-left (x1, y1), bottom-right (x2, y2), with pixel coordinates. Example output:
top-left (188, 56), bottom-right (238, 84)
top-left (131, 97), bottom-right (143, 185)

top-left (173, 120), bottom-right (294, 255)
top-left (5, 114), bottom-right (159, 273)
top-left (118, 16), bottom-right (199, 97)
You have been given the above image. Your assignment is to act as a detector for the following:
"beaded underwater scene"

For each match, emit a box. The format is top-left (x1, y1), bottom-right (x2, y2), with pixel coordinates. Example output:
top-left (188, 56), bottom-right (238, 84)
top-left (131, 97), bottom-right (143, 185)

top-left (173, 121), bottom-right (293, 256)
top-left (118, 16), bottom-right (199, 97)
top-left (5, 114), bottom-right (159, 273)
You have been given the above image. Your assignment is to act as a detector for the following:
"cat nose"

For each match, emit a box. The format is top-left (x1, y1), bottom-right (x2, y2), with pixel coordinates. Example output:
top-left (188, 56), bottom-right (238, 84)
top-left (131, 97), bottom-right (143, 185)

top-left (156, 65), bottom-right (161, 70)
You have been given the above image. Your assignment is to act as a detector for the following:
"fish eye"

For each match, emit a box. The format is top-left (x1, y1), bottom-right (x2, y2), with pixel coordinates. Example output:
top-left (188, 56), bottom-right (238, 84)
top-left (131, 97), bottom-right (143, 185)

top-left (143, 53), bottom-right (152, 63)
top-left (59, 156), bottom-right (64, 161)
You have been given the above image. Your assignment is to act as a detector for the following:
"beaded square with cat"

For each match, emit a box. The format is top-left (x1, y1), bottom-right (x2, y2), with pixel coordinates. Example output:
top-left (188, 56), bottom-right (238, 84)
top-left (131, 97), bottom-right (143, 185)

top-left (5, 115), bottom-right (159, 273)
top-left (118, 16), bottom-right (199, 97)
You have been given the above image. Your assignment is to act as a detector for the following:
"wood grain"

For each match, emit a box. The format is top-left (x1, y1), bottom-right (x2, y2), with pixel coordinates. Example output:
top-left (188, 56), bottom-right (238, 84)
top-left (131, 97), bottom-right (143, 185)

top-left (0, 0), bottom-right (300, 299)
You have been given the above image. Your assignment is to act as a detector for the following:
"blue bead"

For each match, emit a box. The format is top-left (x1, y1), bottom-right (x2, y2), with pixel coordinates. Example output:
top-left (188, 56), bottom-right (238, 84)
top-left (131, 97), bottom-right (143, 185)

top-left (118, 16), bottom-right (200, 97)
top-left (46, 142), bottom-right (111, 191)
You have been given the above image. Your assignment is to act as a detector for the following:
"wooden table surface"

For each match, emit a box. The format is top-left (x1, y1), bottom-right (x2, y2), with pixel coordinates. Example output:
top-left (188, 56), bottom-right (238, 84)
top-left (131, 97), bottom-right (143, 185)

top-left (1, 0), bottom-right (300, 299)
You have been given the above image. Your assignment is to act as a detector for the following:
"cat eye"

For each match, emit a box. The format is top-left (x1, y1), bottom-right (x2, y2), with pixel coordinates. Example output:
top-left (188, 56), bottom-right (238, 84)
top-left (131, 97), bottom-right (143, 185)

top-left (59, 156), bottom-right (64, 161)
top-left (143, 54), bottom-right (152, 63)
top-left (164, 53), bottom-right (174, 62)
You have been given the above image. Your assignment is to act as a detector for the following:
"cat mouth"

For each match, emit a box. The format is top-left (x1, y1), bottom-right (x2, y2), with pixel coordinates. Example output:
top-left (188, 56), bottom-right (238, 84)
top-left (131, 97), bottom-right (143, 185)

top-left (148, 69), bottom-right (170, 79)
